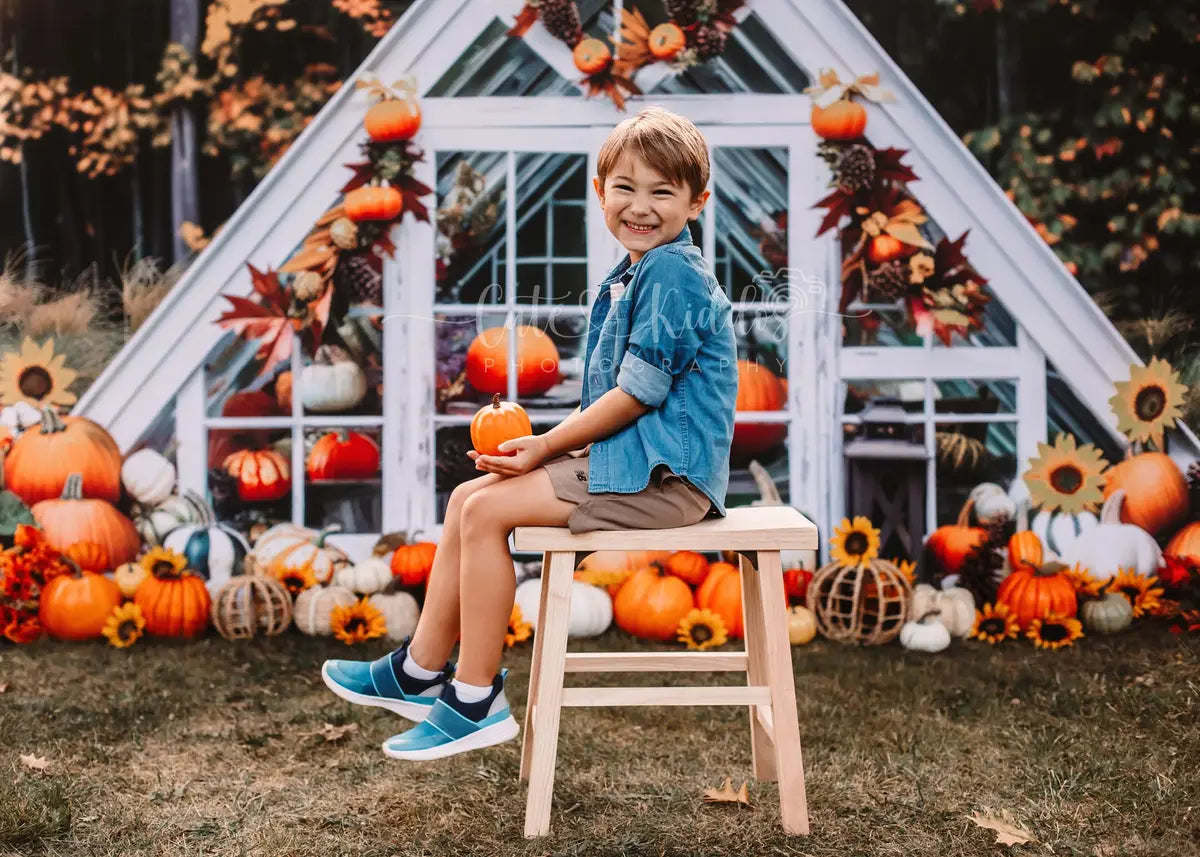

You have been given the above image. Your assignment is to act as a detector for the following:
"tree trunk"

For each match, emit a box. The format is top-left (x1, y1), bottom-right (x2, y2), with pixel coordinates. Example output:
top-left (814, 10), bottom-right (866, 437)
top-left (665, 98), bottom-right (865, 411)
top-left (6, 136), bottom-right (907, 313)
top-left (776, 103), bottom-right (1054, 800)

top-left (10, 30), bottom-right (36, 279)
top-left (994, 7), bottom-right (1021, 121)
top-left (170, 0), bottom-right (201, 263)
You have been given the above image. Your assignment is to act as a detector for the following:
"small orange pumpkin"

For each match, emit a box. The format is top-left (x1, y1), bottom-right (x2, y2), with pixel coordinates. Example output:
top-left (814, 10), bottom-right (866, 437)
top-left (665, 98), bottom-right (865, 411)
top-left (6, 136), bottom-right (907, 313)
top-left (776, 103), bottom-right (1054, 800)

top-left (134, 562), bottom-right (211, 637)
top-left (344, 185), bottom-right (403, 222)
top-left (866, 234), bottom-right (905, 264)
top-left (63, 541), bottom-right (109, 573)
top-left (38, 563), bottom-right (122, 641)
top-left (1165, 521), bottom-right (1200, 567)
top-left (572, 38), bottom-right (612, 75)
top-left (363, 98), bottom-right (421, 142)
top-left (665, 550), bottom-right (710, 586)
top-left (223, 449), bottom-right (291, 502)
top-left (31, 474), bottom-right (140, 567)
top-left (648, 23), bottom-right (686, 60)
top-left (389, 536), bottom-right (438, 587)
top-left (1102, 452), bottom-right (1188, 537)
top-left (613, 561), bottom-right (694, 641)
top-left (1007, 530), bottom-right (1043, 574)
top-left (811, 98), bottom-right (867, 140)
top-left (4, 407), bottom-right (123, 505)
top-left (306, 430), bottom-right (380, 481)
top-left (470, 394), bottom-right (533, 457)
top-left (696, 560), bottom-right (744, 638)
top-left (925, 498), bottom-right (988, 576)
top-left (733, 360), bottom-right (787, 457)
top-left (995, 560), bottom-right (1078, 630)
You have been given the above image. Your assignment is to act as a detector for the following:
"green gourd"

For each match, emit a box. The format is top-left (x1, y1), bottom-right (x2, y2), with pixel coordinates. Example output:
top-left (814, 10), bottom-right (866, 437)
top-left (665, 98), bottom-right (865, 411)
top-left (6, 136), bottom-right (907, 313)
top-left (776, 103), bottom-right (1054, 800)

top-left (1079, 591), bottom-right (1133, 634)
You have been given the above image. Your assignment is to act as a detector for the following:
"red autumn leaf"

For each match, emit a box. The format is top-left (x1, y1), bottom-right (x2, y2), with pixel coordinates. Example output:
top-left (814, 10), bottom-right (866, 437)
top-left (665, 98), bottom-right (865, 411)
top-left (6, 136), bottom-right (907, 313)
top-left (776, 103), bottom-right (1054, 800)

top-left (340, 160), bottom-right (374, 194)
top-left (506, 3), bottom-right (539, 37)
top-left (874, 147), bottom-right (919, 184)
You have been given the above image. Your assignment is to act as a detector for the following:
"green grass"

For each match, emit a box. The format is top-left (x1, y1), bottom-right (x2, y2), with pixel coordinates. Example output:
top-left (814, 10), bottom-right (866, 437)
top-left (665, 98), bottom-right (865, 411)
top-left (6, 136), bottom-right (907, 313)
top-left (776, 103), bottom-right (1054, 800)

top-left (1, 624), bottom-right (1197, 856)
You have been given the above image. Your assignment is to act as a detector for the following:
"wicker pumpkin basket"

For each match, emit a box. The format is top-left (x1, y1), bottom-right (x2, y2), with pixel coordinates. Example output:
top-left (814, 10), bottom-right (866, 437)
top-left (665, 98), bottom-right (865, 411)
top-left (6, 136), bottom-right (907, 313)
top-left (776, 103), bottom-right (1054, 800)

top-left (211, 574), bottom-right (293, 640)
top-left (806, 557), bottom-right (912, 645)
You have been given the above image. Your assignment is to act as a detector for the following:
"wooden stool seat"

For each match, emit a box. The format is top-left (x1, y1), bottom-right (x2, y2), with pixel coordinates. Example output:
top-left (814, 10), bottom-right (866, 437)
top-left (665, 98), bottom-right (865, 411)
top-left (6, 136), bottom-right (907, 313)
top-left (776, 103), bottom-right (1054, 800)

top-left (513, 506), bottom-right (819, 838)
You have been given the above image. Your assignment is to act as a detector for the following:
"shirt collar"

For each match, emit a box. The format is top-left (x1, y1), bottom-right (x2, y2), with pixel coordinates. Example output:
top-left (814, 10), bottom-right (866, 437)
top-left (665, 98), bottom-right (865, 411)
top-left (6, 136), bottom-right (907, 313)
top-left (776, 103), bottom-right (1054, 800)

top-left (600, 225), bottom-right (694, 285)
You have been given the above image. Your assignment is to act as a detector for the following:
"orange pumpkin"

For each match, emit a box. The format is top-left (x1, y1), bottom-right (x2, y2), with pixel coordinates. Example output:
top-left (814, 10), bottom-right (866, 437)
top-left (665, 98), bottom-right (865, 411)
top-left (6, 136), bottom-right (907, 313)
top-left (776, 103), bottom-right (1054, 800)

top-left (207, 389), bottom-right (280, 468)
top-left (784, 567), bottom-right (813, 603)
top-left (1007, 529), bottom-right (1043, 574)
top-left (613, 562), bottom-right (694, 640)
top-left (223, 449), bottom-right (291, 502)
top-left (4, 407), bottom-right (123, 505)
top-left (696, 560), bottom-right (744, 638)
top-left (344, 185), bottom-right (403, 222)
top-left (31, 474), bottom-right (140, 567)
top-left (1165, 521), bottom-right (1200, 567)
top-left (733, 360), bottom-right (787, 457)
top-left (648, 23), bottom-right (686, 60)
top-left (38, 564), bottom-right (122, 641)
top-left (275, 371), bottom-right (293, 413)
top-left (1102, 452), bottom-right (1188, 537)
top-left (134, 563), bottom-right (211, 637)
top-left (306, 430), bottom-right (380, 481)
top-left (810, 98), bottom-right (867, 140)
top-left (866, 234), bottom-right (905, 264)
top-left (390, 537), bottom-right (437, 587)
top-left (363, 98), bottom-right (421, 142)
top-left (665, 550), bottom-right (709, 586)
top-left (470, 394), bottom-right (533, 457)
top-left (572, 38), bottom-right (612, 75)
top-left (575, 550), bottom-right (673, 595)
top-left (63, 541), bottom-right (109, 573)
top-left (465, 325), bottom-right (560, 397)
top-left (995, 560), bottom-right (1078, 630)
top-left (925, 498), bottom-right (988, 576)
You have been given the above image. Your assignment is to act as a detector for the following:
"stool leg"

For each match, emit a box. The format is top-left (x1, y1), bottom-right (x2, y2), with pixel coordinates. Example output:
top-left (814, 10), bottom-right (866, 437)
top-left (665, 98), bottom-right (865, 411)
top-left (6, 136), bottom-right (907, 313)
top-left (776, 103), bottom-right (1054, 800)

top-left (738, 552), bottom-right (777, 782)
top-left (519, 552), bottom-right (555, 782)
top-left (754, 550), bottom-right (810, 835)
top-left (523, 550), bottom-right (575, 838)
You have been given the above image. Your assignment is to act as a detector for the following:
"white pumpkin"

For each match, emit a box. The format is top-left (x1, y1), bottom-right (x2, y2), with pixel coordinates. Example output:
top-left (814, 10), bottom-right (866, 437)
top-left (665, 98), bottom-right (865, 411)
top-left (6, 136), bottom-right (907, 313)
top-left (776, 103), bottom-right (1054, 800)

top-left (162, 505), bottom-right (250, 597)
top-left (294, 585), bottom-right (357, 635)
top-left (133, 490), bottom-right (210, 547)
top-left (121, 448), bottom-right (177, 506)
top-left (513, 578), bottom-right (612, 639)
top-left (900, 612), bottom-right (951, 653)
top-left (368, 591), bottom-right (420, 641)
top-left (300, 345), bottom-right (367, 413)
top-left (332, 556), bottom-right (392, 595)
top-left (0, 401), bottom-right (40, 434)
top-left (248, 523), bottom-right (350, 583)
top-left (968, 482), bottom-right (1016, 525)
top-left (1030, 507), bottom-right (1099, 559)
top-left (1061, 489), bottom-right (1163, 582)
top-left (910, 583), bottom-right (976, 638)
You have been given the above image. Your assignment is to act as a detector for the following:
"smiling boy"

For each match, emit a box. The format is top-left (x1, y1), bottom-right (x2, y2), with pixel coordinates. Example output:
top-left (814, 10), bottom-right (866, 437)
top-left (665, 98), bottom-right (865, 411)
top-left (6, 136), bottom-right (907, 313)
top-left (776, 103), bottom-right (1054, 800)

top-left (322, 106), bottom-right (737, 760)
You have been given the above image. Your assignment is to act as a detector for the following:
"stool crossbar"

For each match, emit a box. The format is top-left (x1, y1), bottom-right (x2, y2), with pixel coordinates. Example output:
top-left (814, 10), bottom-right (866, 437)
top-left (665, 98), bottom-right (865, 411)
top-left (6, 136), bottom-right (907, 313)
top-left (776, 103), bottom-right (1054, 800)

top-left (512, 506), bottom-right (818, 838)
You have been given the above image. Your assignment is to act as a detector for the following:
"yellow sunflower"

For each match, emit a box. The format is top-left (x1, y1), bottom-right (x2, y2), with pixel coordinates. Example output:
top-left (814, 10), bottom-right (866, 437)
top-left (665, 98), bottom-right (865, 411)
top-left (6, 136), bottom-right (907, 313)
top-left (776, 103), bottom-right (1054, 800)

top-left (574, 568), bottom-right (630, 589)
top-left (676, 608), bottom-right (729, 651)
top-left (0, 337), bottom-right (78, 409)
top-left (1109, 357), bottom-right (1188, 452)
top-left (891, 558), bottom-right (917, 587)
top-left (274, 563), bottom-right (318, 596)
top-left (970, 602), bottom-right (1020, 644)
top-left (1062, 564), bottom-right (1103, 598)
top-left (1108, 569), bottom-right (1164, 619)
top-left (330, 598), bottom-right (386, 645)
top-left (140, 546), bottom-right (188, 578)
top-left (505, 604), bottom-right (532, 647)
top-left (1023, 433), bottom-right (1108, 514)
top-left (1026, 613), bottom-right (1084, 650)
top-left (102, 603), bottom-right (145, 648)
top-left (830, 516), bottom-right (881, 567)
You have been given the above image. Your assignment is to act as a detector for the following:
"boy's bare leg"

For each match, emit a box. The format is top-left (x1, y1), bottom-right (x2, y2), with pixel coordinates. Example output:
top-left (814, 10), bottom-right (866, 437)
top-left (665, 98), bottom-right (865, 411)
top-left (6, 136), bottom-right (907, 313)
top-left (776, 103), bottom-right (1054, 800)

top-left (454, 468), bottom-right (574, 686)
top-left (407, 473), bottom-right (503, 670)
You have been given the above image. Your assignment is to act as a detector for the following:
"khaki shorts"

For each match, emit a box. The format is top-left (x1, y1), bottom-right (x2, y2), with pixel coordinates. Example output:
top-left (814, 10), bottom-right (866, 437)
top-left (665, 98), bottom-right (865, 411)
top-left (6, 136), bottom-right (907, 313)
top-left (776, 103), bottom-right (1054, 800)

top-left (541, 445), bottom-right (714, 534)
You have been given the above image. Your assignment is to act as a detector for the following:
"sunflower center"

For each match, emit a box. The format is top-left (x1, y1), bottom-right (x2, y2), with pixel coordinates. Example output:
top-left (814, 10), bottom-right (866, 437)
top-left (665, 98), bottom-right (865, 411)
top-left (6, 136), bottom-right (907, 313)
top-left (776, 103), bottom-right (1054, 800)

top-left (844, 532), bottom-right (869, 555)
top-left (345, 617), bottom-right (367, 635)
top-left (1134, 385), bottom-right (1166, 421)
top-left (117, 619), bottom-right (138, 640)
top-left (1120, 587), bottom-right (1140, 602)
top-left (1039, 622), bottom-right (1069, 643)
top-left (1049, 464), bottom-right (1083, 494)
top-left (690, 623), bottom-right (713, 644)
top-left (979, 617), bottom-right (1005, 636)
top-left (18, 366), bottom-right (53, 400)
top-left (153, 561), bottom-right (176, 576)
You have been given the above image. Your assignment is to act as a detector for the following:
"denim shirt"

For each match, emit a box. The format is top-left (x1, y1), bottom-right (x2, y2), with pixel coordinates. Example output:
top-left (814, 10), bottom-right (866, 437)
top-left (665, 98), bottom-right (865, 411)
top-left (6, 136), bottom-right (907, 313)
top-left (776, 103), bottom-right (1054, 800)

top-left (580, 225), bottom-right (737, 515)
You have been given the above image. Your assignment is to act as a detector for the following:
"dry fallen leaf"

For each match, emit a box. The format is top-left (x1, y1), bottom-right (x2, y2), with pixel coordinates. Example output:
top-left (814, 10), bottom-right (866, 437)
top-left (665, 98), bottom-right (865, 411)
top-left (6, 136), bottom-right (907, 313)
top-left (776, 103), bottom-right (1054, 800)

top-left (702, 777), bottom-right (750, 807)
top-left (0, 682), bottom-right (8, 693)
top-left (301, 722), bottom-right (359, 742)
top-left (969, 809), bottom-right (1034, 846)
top-left (20, 753), bottom-right (51, 772)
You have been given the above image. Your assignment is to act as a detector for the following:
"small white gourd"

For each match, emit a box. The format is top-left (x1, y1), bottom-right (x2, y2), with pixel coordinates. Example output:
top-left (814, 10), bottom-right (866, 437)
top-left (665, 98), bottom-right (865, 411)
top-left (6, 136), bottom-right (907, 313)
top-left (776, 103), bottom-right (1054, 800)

top-left (513, 578), bottom-right (612, 639)
top-left (294, 585), bottom-right (357, 635)
top-left (121, 448), bottom-right (177, 507)
top-left (968, 482), bottom-right (1016, 525)
top-left (300, 345), bottom-right (367, 413)
top-left (910, 583), bottom-right (976, 638)
top-left (332, 556), bottom-right (392, 595)
top-left (899, 611), bottom-right (951, 653)
top-left (368, 591), bottom-right (420, 641)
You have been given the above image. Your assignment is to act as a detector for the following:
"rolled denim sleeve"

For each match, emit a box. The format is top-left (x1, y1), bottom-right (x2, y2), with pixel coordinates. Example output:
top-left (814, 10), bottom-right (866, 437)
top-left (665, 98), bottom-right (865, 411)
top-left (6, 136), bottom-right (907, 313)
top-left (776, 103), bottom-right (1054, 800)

top-left (616, 254), bottom-right (708, 408)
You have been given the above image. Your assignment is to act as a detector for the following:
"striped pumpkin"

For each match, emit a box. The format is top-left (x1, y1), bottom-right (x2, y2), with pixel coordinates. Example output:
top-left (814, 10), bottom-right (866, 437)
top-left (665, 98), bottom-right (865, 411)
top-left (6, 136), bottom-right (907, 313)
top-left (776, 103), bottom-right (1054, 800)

top-left (162, 503), bottom-right (249, 596)
top-left (1029, 508), bottom-right (1099, 559)
top-left (133, 490), bottom-right (210, 547)
top-left (249, 523), bottom-right (349, 585)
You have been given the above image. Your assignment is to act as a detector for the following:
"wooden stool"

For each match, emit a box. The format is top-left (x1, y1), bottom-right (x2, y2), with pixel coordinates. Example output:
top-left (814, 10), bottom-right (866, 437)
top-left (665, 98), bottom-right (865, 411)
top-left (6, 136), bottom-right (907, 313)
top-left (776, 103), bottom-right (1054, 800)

top-left (513, 505), bottom-right (819, 838)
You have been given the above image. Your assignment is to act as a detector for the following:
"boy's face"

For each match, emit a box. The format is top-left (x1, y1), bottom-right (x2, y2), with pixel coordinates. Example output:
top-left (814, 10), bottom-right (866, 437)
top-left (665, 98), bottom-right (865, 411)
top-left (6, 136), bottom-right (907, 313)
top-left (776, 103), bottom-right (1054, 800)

top-left (592, 154), bottom-right (710, 264)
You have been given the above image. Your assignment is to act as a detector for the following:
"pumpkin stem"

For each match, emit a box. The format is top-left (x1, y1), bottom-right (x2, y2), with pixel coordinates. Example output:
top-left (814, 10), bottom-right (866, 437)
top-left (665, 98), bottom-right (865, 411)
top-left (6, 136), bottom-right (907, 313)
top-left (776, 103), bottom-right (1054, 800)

top-left (314, 524), bottom-right (343, 546)
top-left (918, 609), bottom-right (941, 624)
top-left (60, 473), bottom-right (85, 501)
top-left (337, 429), bottom-right (350, 444)
top-left (1034, 560), bottom-right (1069, 578)
top-left (181, 489), bottom-right (216, 527)
top-left (1099, 489), bottom-right (1126, 525)
top-left (491, 393), bottom-right (502, 409)
top-left (955, 497), bottom-right (975, 528)
top-left (39, 407), bottom-right (68, 435)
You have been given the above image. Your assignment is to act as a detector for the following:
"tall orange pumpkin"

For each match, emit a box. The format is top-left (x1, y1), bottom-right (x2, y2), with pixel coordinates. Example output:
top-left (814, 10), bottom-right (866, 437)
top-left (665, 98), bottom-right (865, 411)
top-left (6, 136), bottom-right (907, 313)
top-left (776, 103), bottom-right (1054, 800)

top-left (1102, 452), bottom-right (1188, 537)
top-left (1007, 530), bottom-right (1043, 574)
top-left (733, 360), bottom-right (787, 457)
top-left (925, 498), bottom-right (988, 576)
top-left (810, 99), bottom-right (867, 140)
top-left (390, 536), bottom-right (438, 587)
top-left (31, 474), bottom-right (140, 567)
top-left (665, 550), bottom-right (710, 586)
top-left (134, 564), bottom-right (211, 637)
top-left (995, 561), bottom-right (1078, 630)
top-left (465, 326), bottom-right (560, 397)
top-left (38, 564), bottom-right (122, 641)
top-left (696, 560), bottom-right (744, 638)
top-left (364, 98), bottom-right (421, 142)
top-left (4, 408), bottom-right (123, 505)
top-left (613, 562), bottom-right (694, 641)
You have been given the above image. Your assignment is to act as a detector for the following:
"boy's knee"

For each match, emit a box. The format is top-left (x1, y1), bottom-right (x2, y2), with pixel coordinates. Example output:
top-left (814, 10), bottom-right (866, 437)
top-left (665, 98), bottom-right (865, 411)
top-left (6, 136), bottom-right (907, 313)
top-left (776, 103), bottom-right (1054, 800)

top-left (459, 489), bottom-right (502, 534)
top-left (447, 474), bottom-right (494, 511)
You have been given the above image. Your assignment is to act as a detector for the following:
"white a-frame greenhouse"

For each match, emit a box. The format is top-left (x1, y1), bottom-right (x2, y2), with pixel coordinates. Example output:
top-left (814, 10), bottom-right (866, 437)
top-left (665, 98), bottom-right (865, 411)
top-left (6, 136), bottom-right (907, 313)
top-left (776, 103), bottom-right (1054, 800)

top-left (73, 0), bottom-right (1199, 561)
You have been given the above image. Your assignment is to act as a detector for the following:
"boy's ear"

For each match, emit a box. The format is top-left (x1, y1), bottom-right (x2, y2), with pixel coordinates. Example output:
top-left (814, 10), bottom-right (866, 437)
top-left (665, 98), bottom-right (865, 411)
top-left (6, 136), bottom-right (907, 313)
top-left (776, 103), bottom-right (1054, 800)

top-left (592, 176), bottom-right (604, 202)
top-left (689, 188), bottom-right (711, 219)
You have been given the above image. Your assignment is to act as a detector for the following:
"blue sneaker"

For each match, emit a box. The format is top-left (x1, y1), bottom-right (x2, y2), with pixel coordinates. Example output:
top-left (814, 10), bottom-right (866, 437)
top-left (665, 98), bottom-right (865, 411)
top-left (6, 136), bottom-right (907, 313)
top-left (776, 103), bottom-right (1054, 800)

top-left (321, 639), bottom-right (453, 722)
top-left (382, 672), bottom-right (520, 761)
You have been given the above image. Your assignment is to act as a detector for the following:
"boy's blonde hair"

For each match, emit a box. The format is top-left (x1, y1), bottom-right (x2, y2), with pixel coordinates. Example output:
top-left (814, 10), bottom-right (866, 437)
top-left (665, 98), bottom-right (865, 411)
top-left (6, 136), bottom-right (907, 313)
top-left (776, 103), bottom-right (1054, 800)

top-left (597, 106), bottom-right (710, 200)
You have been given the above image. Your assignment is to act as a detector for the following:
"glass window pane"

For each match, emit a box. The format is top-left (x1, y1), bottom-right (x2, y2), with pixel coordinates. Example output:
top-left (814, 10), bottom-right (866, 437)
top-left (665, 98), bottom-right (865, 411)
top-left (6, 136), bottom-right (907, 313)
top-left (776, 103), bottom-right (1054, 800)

top-left (841, 304), bottom-right (924, 347)
top-left (426, 19), bottom-right (577, 98)
top-left (517, 309), bottom-right (588, 409)
top-left (436, 151), bottom-right (506, 305)
top-left (714, 147), bottom-right (788, 302)
top-left (734, 311), bottom-right (788, 382)
top-left (516, 153), bottom-right (588, 306)
top-left (208, 428), bottom-right (292, 524)
top-left (934, 379), bottom-right (1017, 416)
top-left (435, 311), bottom-right (508, 415)
top-left (729, 425), bottom-right (789, 503)
top-left (551, 263), bottom-right (588, 308)
top-left (552, 203), bottom-right (586, 257)
top-left (649, 13), bottom-right (810, 95)
top-left (298, 334), bottom-right (381, 418)
top-left (304, 426), bottom-right (382, 534)
top-left (842, 378), bottom-right (925, 416)
top-left (935, 421), bottom-right (1018, 524)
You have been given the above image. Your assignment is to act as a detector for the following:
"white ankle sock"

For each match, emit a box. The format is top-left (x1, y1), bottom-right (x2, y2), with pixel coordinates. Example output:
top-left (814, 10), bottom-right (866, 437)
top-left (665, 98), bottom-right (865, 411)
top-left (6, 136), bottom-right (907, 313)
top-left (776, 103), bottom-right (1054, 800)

top-left (401, 653), bottom-right (441, 681)
top-left (450, 678), bottom-right (491, 703)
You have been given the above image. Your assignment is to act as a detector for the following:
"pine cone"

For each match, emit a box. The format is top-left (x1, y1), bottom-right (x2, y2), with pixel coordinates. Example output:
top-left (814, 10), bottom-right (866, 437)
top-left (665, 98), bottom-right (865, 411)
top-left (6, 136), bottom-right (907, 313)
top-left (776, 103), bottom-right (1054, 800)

top-left (334, 254), bottom-right (382, 306)
top-left (664, 0), bottom-right (700, 25)
top-left (1188, 460), bottom-right (1200, 517)
top-left (537, 0), bottom-right (582, 45)
top-left (836, 144), bottom-right (876, 193)
top-left (690, 24), bottom-right (727, 61)
top-left (955, 519), bottom-right (1009, 607)
top-left (866, 259), bottom-right (910, 301)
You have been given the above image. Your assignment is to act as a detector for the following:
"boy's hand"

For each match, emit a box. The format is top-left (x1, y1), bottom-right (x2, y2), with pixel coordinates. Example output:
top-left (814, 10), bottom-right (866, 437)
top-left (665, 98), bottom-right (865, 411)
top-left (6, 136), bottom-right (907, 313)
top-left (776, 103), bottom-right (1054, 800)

top-left (468, 435), bottom-right (551, 478)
